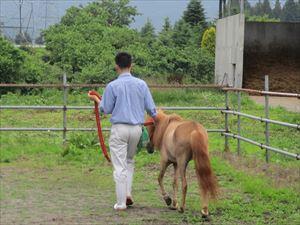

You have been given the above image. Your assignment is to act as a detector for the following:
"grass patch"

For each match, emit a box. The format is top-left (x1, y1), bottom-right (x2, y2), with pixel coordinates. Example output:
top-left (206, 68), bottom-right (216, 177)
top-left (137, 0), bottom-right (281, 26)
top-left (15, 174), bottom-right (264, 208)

top-left (0, 89), bottom-right (299, 224)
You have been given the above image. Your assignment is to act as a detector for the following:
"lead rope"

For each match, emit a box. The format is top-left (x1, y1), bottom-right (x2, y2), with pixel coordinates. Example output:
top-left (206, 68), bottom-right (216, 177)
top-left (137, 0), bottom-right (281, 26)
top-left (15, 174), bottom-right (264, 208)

top-left (89, 90), bottom-right (111, 163)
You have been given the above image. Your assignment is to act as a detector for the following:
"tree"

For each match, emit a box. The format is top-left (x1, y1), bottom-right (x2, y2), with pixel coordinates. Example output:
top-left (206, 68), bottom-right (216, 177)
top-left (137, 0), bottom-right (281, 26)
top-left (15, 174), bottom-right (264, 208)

top-left (183, 0), bottom-right (207, 28)
top-left (158, 17), bottom-right (173, 47)
top-left (272, 0), bottom-right (282, 19)
top-left (262, 0), bottom-right (272, 15)
top-left (201, 27), bottom-right (216, 56)
top-left (228, 0), bottom-right (241, 15)
top-left (162, 17), bottom-right (172, 32)
top-left (99, 0), bottom-right (139, 26)
top-left (244, 0), bottom-right (253, 15)
top-left (253, 0), bottom-right (263, 16)
top-left (35, 34), bottom-right (45, 45)
top-left (281, 0), bottom-right (298, 22)
top-left (172, 19), bottom-right (193, 48)
top-left (140, 19), bottom-right (155, 39)
top-left (15, 32), bottom-right (32, 45)
top-left (60, 0), bottom-right (138, 27)
top-left (0, 36), bottom-right (24, 85)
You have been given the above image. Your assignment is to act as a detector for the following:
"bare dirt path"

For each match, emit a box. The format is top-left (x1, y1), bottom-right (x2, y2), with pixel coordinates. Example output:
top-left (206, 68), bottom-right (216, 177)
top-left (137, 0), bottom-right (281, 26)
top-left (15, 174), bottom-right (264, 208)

top-left (249, 96), bottom-right (300, 113)
top-left (1, 154), bottom-right (299, 225)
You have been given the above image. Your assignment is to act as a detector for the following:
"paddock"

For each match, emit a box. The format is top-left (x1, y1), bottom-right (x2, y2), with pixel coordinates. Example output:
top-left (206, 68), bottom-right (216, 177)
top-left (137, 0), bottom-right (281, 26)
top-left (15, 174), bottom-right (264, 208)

top-left (0, 78), bottom-right (299, 224)
top-left (1, 74), bottom-right (299, 162)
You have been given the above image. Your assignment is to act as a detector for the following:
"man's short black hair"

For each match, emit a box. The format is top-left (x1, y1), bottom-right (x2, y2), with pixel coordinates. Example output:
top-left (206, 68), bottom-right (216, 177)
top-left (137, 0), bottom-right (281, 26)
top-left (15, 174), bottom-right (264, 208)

top-left (115, 52), bottom-right (132, 69)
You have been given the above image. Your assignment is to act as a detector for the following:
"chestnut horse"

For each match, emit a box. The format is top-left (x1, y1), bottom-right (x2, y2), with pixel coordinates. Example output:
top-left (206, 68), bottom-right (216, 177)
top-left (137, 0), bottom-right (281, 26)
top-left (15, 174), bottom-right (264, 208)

top-left (146, 110), bottom-right (218, 217)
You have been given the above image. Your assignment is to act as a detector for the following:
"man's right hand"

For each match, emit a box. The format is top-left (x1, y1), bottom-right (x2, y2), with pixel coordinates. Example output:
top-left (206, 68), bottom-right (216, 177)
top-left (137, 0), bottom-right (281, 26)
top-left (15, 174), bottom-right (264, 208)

top-left (88, 91), bottom-right (101, 104)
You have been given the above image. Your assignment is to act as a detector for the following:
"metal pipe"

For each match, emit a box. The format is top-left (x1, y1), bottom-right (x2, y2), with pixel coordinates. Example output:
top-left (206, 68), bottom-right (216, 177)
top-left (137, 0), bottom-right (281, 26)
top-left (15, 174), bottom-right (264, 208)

top-left (222, 87), bottom-right (300, 98)
top-left (63, 73), bottom-right (67, 144)
top-left (223, 133), bottom-right (299, 160)
top-left (265, 75), bottom-right (270, 162)
top-left (161, 107), bottom-right (226, 111)
top-left (237, 91), bottom-right (241, 155)
top-left (0, 83), bottom-right (224, 89)
top-left (224, 90), bottom-right (229, 151)
top-left (0, 106), bottom-right (227, 111)
top-left (222, 111), bottom-right (300, 130)
top-left (0, 106), bottom-right (64, 110)
top-left (0, 128), bottom-right (225, 133)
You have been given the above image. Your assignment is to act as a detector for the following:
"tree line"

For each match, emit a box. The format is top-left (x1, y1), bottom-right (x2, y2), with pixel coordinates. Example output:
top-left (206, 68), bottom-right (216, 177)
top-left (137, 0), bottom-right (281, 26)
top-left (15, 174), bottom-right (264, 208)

top-left (0, 0), bottom-right (215, 90)
top-left (227, 0), bottom-right (300, 22)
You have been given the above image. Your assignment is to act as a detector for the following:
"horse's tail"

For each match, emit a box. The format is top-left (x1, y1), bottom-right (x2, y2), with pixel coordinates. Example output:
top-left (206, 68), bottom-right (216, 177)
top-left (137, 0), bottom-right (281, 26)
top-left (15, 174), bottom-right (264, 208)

top-left (190, 130), bottom-right (218, 199)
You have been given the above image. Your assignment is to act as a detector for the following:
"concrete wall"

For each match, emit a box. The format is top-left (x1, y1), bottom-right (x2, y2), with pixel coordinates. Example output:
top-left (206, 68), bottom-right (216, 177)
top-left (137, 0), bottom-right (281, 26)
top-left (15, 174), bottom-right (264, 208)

top-left (215, 14), bottom-right (245, 87)
top-left (244, 22), bottom-right (300, 58)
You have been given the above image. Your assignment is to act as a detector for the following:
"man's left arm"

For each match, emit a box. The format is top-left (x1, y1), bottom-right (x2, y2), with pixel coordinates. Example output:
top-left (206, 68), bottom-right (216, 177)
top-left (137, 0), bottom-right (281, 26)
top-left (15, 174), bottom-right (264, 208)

top-left (144, 84), bottom-right (157, 118)
top-left (99, 84), bottom-right (115, 114)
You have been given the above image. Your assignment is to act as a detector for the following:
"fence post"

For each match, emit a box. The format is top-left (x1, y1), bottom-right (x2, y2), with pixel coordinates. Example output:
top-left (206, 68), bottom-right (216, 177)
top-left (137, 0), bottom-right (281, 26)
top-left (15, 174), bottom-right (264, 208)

top-left (265, 75), bottom-right (270, 162)
top-left (237, 91), bottom-right (241, 155)
top-left (224, 90), bottom-right (229, 151)
top-left (63, 73), bottom-right (68, 145)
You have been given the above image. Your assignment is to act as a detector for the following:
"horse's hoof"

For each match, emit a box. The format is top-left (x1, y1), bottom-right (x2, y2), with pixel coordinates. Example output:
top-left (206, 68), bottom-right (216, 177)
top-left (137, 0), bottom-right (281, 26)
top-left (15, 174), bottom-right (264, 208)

top-left (178, 207), bottom-right (185, 213)
top-left (163, 196), bottom-right (172, 206)
top-left (169, 202), bottom-right (178, 210)
top-left (201, 210), bottom-right (210, 221)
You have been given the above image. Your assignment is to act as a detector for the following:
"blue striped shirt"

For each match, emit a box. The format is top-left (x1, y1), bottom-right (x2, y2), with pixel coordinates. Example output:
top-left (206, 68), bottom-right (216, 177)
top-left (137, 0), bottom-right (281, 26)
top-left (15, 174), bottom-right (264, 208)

top-left (99, 73), bottom-right (157, 125)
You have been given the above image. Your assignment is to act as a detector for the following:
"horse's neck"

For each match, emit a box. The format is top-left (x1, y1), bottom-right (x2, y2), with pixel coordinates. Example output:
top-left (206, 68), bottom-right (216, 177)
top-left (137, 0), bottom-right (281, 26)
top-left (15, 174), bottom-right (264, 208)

top-left (154, 115), bottom-right (182, 148)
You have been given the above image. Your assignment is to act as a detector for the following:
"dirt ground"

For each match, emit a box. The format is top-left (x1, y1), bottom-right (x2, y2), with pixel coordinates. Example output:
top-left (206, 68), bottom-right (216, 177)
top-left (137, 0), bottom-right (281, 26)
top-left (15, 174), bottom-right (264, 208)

top-left (243, 55), bottom-right (300, 93)
top-left (1, 152), bottom-right (299, 225)
top-left (249, 96), bottom-right (300, 113)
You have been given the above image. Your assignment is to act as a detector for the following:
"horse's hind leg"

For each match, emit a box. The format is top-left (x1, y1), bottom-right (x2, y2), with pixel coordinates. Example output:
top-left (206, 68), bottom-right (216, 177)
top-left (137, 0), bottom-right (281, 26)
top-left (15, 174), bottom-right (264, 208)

top-left (158, 160), bottom-right (172, 206)
top-left (169, 163), bottom-right (179, 210)
top-left (178, 164), bottom-right (188, 213)
top-left (201, 190), bottom-right (209, 217)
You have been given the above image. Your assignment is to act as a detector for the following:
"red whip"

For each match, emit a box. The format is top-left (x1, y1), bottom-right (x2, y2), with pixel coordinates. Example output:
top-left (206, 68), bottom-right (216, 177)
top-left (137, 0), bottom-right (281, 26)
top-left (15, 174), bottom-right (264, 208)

top-left (89, 90), bottom-right (111, 162)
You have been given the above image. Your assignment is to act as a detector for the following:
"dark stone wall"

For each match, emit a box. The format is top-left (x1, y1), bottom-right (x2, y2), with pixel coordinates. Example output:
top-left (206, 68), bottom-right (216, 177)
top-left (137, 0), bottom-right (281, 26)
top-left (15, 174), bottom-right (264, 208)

top-left (244, 22), bottom-right (300, 58)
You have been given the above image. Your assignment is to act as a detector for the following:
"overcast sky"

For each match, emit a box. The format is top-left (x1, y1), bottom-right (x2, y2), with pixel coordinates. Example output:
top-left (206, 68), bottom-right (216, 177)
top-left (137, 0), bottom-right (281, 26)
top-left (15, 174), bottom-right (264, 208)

top-left (0, 0), bottom-right (288, 40)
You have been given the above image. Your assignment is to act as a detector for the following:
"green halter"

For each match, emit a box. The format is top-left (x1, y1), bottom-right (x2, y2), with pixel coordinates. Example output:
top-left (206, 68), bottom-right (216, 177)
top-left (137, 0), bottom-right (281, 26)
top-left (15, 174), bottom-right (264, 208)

top-left (137, 126), bottom-right (150, 153)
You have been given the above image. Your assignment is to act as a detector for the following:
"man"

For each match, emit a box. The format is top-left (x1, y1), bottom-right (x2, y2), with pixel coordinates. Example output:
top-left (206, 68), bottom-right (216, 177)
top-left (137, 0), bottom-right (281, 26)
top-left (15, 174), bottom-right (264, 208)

top-left (88, 52), bottom-right (157, 211)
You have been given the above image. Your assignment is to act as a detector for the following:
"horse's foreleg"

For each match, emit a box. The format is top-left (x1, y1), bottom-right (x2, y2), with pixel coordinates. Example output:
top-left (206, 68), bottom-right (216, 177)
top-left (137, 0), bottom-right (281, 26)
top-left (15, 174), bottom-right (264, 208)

top-left (178, 166), bottom-right (187, 213)
top-left (158, 160), bottom-right (171, 206)
top-left (170, 163), bottom-right (179, 210)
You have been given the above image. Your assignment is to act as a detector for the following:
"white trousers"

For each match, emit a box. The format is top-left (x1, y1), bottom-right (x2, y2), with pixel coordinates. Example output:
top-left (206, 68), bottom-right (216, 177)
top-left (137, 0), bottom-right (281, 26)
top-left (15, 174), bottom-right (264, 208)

top-left (109, 124), bottom-right (142, 207)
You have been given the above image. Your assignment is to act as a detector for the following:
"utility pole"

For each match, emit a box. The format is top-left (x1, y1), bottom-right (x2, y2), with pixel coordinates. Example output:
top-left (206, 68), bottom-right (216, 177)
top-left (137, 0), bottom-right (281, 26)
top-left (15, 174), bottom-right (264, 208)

top-left (228, 0), bottom-right (231, 16)
top-left (45, 0), bottom-right (48, 29)
top-left (19, 0), bottom-right (23, 34)
top-left (240, 0), bottom-right (244, 14)
top-left (219, 0), bottom-right (223, 18)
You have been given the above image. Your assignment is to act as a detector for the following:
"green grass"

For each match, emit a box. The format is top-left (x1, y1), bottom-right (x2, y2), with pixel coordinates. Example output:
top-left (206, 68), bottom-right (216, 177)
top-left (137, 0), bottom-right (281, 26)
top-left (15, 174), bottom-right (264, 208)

top-left (1, 89), bottom-right (299, 164)
top-left (0, 89), bottom-right (299, 224)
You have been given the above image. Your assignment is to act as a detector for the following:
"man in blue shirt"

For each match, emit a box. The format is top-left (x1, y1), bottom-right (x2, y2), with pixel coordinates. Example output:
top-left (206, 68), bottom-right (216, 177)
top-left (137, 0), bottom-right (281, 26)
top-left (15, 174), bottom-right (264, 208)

top-left (88, 52), bottom-right (157, 211)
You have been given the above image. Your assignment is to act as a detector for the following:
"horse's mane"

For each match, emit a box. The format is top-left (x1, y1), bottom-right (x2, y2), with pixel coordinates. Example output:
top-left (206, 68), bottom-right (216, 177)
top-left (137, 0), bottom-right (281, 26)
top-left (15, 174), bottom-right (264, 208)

top-left (153, 113), bottom-right (182, 148)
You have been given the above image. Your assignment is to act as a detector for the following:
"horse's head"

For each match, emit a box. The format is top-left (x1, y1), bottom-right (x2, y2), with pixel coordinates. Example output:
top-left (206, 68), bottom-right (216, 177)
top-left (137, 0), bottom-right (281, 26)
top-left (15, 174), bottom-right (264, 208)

top-left (145, 110), bottom-right (167, 153)
top-left (145, 116), bottom-right (155, 154)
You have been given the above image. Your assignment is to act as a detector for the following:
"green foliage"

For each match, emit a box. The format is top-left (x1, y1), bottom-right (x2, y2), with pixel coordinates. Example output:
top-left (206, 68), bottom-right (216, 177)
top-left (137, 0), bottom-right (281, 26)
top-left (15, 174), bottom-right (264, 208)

top-left (161, 17), bottom-right (172, 32)
top-left (272, 0), bottom-right (282, 19)
top-left (15, 32), bottom-right (32, 45)
top-left (246, 14), bottom-right (280, 22)
top-left (42, 0), bottom-right (214, 84)
top-left (0, 36), bottom-right (24, 85)
top-left (281, 0), bottom-right (299, 22)
top-left (201, 27), bottom-right (216, 56)
top-left (262, 0), bottom-right (272, 15)
top-left (244, 0), bottom-right (300, 22)
top-left (140, 18), bottom-right (156, 46)
top-left (172, 19), bottom-right (193, 47)
top-left (183, 0), bottom-right (207, 28)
